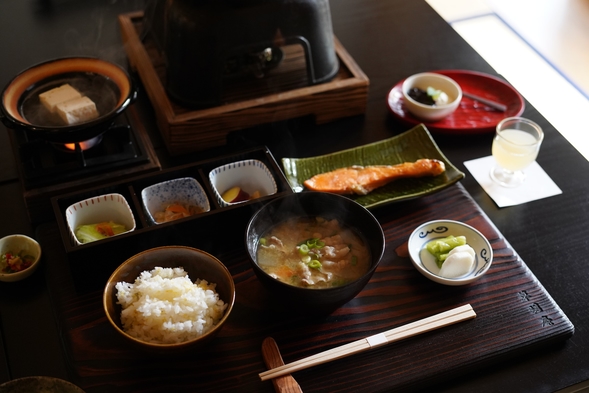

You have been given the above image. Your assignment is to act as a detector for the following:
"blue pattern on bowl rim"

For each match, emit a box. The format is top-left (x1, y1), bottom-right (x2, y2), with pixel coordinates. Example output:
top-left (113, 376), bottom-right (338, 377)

top-left (141, 177), bottom-right (210, 225)
top-left (408, 219), bottom-right (493, 286)
top-left (209, 159), bottom-right (277, 207)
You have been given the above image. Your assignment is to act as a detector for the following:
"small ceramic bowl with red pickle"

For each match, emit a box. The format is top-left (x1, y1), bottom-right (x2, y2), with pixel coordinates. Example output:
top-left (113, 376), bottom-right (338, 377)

top-left (0, 234), bottom-right (42, 282)
top-left (65, 193), bottom-right (136, 246)
top-left (408, 219), bottom-right (492, 286)
top-left (209, 159), bottom-right (277, 207)
top-left (402, 72), bottom-right (462, 121)
top-left (141, 177), bottom-right (210, 225)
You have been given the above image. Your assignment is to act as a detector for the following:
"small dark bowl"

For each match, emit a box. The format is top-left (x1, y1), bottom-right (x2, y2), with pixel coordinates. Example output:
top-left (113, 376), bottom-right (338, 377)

top-left (103, 246), bottom-right (235, 352)
top-left (0, 376), bottom-right (85, 393)
top-left (1, 57), bottom-right (137, 143)
top-left (245, 192), bottom-right (386, 314)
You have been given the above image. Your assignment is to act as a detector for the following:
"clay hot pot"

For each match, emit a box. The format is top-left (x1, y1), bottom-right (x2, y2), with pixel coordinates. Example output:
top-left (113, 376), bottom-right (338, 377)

top-left (0, 57), bottom-right (137, 143)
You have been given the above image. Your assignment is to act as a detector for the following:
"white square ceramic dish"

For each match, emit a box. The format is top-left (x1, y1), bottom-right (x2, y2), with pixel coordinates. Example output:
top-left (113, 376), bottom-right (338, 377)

top-left (408, 219), bottom-right (492, 286)
top-left (209, 159), bottom-right (277, 207)
top-left (65, 193), bottom-right (136, 246)
top-left (141, 177), bottom-right (210, 225)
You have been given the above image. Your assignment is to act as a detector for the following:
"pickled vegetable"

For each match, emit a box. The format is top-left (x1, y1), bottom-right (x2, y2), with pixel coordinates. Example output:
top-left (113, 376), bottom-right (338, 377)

top-left (408, 86), bottom-right (449, 106)
top-left (425, 235), bottom-right (466, 268)
top-left (1, 251), bottom-right (35, 273)
top-left (75, 221), bottom-right (127, 243)
top-left (154, 203), bottom-right (203, 223)
top-left (438, 245), bottom-right (476, 278)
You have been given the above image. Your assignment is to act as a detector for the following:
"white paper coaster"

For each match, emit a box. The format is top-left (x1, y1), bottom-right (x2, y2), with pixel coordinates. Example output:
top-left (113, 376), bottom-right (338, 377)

top-left (464, 156), bottom-right (562, 207)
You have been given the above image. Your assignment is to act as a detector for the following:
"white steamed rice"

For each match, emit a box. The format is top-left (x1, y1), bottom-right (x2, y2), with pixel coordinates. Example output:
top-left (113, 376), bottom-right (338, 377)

top-left (115, 266), bottom-right (227, 344)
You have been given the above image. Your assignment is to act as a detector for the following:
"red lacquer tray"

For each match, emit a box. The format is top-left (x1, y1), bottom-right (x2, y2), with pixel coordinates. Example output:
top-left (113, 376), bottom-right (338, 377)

top-left (387, 69), bottom-right (525, 134)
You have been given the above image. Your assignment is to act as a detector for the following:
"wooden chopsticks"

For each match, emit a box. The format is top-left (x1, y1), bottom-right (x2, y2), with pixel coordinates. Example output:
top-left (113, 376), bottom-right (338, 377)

top-left (259, 304), bottom-right (476, 381)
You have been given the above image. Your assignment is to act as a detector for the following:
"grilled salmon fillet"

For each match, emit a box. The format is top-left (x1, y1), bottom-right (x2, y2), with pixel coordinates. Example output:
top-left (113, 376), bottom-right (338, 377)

top-left (303, 158), bottom-right (446, 195)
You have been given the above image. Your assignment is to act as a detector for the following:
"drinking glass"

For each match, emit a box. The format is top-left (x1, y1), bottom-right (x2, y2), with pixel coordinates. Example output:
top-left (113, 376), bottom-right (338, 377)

top-left (490, 117), bottom-right (543, 188)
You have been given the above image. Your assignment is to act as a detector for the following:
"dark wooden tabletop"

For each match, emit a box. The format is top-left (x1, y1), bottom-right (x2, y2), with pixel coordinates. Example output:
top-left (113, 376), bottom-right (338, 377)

top-left (0, 1), bottom-right (588, 392)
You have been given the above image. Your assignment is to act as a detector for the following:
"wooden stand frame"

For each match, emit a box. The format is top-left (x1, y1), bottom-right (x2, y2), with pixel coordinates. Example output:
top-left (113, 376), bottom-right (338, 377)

top-left (118, 11), bottom-right (370, 155)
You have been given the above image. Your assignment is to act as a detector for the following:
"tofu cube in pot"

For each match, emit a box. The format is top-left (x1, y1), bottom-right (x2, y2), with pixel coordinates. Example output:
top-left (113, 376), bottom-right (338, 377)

top-left (56, 96), bottom-right (99, 125)
top-left (39, 84), bottom-right (82, 113)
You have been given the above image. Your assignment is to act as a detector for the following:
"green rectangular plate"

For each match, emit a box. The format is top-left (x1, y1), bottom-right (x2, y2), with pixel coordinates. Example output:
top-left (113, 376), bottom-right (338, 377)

top-left (281, 124), bottom-right (465, 209)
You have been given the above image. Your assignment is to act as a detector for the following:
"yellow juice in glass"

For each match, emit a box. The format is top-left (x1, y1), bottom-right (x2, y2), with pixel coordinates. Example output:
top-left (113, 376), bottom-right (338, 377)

top-left (492, 129), bottom-right (539, 171)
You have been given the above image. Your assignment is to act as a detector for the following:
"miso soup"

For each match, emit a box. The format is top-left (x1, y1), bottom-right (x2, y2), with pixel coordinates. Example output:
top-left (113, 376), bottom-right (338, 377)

top-left (256, 216), bottom-right (371, 289)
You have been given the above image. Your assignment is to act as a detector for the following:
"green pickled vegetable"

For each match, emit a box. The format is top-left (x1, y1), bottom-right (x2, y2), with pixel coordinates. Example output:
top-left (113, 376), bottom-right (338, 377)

top-left (427, 86), bottom-right (443, 101)
top-left (425, 235), bottom-right (466, 268)
top-left (75, 221), bottom-right (127, 244)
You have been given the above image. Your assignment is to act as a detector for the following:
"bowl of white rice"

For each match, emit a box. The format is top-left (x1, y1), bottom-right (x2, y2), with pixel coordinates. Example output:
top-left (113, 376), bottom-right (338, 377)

top-left (103, 246), bottom-right (235, 351)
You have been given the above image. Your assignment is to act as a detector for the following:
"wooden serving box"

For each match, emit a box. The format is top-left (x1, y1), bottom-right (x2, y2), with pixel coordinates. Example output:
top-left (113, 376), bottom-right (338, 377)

top-left (118, 11), bottom-right (370, 155)
top-left (51, 146), bottom-right (292, 291)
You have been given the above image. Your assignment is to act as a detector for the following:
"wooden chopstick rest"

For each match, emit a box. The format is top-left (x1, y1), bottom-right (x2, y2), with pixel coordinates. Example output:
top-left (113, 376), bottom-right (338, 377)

top-left (259, 304), bottom-right (476, 381)
top-left (262, 337), bottom-right (304, 393)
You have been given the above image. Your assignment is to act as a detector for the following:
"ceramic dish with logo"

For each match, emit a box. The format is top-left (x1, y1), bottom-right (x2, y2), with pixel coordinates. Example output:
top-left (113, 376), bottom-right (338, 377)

top-left (209, 159), bottom-right (277, 207)
top-left (0, 234), bottom-right (42, 282)
top-left (141, 177), bottom-right (210, 225)
top-left (408, 219), bottom-right (492, 286)
top-left (65, 193), bottom-right (136, 246)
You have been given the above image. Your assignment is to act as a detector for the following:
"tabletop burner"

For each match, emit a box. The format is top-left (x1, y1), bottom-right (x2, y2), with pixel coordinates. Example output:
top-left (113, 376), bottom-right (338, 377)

top-left (9, 106), bottom-right (161, 223)
top-left (58, 134), bottom-right (104, 152)
top-left (16, 123), bottom-right (147, 189)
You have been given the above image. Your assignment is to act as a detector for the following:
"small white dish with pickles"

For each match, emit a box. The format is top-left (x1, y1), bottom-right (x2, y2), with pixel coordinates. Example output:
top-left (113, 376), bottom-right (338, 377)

top-left (66, 193), bottom-right (136, 246)
top-left (141, 177), bottom-right (210, 225)
top-left (209, 159), bottom-right (277, 207)
top-left (408, 219), bottom-right (492, 285)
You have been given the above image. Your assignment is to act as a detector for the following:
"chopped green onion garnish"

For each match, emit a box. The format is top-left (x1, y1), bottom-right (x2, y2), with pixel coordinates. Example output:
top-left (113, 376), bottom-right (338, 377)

top-left (298, 244), bottom-right (310, 255)
top-left (260, 238), bottom-right (267, 246)
top-left (308, 260), bottom-right (322, 269)
top-left (301, 238), bottom-right (325, 249)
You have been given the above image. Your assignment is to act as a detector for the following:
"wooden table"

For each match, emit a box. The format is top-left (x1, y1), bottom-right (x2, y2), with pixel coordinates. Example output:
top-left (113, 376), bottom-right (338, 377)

top-left (0, 1), bottom-right (588, 392)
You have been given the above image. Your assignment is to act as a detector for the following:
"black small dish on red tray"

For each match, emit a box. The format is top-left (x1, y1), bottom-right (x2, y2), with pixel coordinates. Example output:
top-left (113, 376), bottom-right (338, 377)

top-left (387, 69), bottom-right (525, 134)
